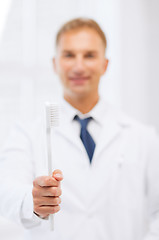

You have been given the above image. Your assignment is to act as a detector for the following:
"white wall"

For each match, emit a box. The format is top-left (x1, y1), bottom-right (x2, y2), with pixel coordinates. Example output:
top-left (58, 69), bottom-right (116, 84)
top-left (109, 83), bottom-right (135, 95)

top-left (0, 0), bottom-right (159, 239)
top-left (120, 0), bottom-right (159, 128)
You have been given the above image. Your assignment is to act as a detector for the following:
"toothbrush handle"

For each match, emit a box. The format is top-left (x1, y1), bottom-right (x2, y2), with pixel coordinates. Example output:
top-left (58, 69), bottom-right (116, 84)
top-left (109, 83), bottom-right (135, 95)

top-left (46, 129), bottom-right (55, 231)
top-left (50, 214), bottom-right (54, 231)
top-left (46, 129), bottom-right (52, 176)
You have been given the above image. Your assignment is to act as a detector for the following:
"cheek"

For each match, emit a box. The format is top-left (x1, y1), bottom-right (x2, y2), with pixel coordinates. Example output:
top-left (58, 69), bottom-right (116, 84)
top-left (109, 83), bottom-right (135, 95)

top-left (86, 61), bottom-right (103, 75)
top-left (57, 60), bottom-right (68, 74)
top-left (57, 60), bottom-right (71, 74)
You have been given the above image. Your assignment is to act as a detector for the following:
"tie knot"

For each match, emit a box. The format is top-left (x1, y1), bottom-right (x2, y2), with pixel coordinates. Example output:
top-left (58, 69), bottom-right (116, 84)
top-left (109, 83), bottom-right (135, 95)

top-left (74, 115), bottom-right (92, 129)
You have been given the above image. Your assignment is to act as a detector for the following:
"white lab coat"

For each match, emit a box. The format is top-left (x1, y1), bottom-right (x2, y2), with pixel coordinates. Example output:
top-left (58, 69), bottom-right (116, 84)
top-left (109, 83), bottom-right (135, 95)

top-left (0, 102), bottom-right (159, 240)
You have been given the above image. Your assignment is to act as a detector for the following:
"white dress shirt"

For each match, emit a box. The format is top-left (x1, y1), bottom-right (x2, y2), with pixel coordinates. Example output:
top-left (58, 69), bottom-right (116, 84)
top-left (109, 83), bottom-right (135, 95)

top-left (61, 98), bottom-right (105, 145)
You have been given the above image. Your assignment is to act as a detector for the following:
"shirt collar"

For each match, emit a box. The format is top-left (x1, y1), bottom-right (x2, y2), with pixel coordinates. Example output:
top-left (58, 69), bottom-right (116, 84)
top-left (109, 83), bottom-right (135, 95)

top-left (60, 97), bottom-right (106, 126)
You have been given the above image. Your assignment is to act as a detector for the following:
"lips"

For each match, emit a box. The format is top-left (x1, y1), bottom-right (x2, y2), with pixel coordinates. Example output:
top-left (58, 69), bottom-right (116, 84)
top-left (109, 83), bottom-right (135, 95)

top-left (69, 76), bottom-right (90, 85)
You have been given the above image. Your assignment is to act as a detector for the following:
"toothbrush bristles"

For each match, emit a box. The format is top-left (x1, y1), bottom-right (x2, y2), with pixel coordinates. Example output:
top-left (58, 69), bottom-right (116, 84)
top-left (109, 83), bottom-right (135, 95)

top-left (48, 103), bottom-right (59, 127)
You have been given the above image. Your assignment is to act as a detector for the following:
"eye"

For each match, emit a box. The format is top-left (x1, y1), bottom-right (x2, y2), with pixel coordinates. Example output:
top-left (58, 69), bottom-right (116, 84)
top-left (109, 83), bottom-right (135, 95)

top-left (85, 53), bottom-right (96, 58)
top-left (63, 52), bottom-right (74, 58)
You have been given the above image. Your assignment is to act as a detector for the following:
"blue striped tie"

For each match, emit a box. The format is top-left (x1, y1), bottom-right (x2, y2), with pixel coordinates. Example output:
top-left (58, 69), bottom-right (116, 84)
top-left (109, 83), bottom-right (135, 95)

top-left (74, 115), bottom-right (96, 163)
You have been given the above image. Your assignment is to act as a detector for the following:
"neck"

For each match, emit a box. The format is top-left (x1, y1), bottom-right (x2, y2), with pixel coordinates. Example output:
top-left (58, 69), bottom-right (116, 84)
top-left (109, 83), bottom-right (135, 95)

top-left (64, 94), bottom-right (99, 114)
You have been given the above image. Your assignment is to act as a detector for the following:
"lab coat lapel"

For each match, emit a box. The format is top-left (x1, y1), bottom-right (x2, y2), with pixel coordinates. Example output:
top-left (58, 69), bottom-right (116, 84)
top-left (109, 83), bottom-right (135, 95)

top-left (87, 116), bottom-right (130, 206)
top-left (94, 116), bottom-right (122, 158)
top-left (54, 118), bottom-right (83, 152)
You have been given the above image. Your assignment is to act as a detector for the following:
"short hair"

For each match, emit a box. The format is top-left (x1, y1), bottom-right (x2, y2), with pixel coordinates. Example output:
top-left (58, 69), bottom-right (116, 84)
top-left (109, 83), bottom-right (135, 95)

top-left (56, 17), bottom-right (107, 49)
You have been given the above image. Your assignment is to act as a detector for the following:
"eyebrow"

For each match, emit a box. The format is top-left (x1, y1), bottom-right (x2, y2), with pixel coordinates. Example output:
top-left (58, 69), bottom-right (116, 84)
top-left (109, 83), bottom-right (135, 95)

top-left (61, 50), bottom-right (98, 54)
top-left (85, 51), bottom-right (98, 55)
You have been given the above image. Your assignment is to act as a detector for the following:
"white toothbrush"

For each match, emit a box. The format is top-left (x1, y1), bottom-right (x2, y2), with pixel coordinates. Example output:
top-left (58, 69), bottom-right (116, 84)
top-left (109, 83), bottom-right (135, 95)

top-left (45, 102), bottom-right (59, 231)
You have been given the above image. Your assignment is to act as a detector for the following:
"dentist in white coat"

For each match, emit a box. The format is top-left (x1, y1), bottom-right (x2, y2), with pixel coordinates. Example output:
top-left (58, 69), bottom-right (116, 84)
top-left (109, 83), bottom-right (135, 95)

top-left (0, 18), bottom-right (159, 240)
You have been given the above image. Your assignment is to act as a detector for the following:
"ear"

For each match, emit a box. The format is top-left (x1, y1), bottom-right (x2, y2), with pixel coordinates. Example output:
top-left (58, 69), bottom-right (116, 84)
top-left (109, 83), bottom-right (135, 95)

top-left (52, 57), bottom-right (57, 73)
top-left (101, 58), bottom-right (109, 75)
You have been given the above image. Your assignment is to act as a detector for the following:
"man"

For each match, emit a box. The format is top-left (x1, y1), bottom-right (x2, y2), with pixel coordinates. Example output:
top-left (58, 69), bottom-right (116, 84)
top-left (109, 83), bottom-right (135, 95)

top-left (0, 18), bottom-right (159, 240)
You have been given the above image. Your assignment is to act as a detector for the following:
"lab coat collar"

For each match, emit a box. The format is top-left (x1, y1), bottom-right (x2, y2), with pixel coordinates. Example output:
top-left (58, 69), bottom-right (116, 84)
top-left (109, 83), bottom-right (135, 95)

top-left (93, 103), bottom-right (133, 159)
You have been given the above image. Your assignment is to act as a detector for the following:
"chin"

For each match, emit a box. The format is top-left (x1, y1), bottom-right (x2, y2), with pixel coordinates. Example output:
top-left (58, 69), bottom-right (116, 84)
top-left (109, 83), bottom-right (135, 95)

top-left (71, 90), bottom-right (91, 100)
top-left (71, 86), bottom-right (88, 94)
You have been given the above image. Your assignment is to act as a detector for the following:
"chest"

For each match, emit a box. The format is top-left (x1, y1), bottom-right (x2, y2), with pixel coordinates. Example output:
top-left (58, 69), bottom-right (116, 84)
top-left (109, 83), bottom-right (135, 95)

top-left (33, 125), bottom-right (147, 204)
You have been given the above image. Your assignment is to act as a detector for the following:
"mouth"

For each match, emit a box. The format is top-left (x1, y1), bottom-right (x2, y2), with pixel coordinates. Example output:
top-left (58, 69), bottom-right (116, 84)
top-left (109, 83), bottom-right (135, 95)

top-left (69, 76), bottom-right (90, 85)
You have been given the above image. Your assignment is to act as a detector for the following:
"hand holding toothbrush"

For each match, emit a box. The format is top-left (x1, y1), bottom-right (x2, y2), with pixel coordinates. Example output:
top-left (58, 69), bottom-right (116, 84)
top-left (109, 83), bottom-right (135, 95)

top-left (32, 169), bottom-right (63, 219)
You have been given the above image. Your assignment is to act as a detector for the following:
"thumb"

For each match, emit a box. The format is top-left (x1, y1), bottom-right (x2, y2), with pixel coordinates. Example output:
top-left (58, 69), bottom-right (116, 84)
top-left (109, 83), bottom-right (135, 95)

top-left (52, 169), bottom-right (63, 181)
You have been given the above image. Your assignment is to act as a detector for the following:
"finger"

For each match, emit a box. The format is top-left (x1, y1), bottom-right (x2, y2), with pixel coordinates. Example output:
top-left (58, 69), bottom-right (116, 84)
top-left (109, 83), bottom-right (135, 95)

top-left (33, 176), bottom-right (60, 188)
top-left (33, 186), bottom-right (62, 198)
top-left (35, 205), bottom-right (61, 216)
top-left (42, 187), bottom-right (62, 197)
top-left (34, 197), bottom-right (61, 206)
top-left (52, 169), bottom-right (63, 181)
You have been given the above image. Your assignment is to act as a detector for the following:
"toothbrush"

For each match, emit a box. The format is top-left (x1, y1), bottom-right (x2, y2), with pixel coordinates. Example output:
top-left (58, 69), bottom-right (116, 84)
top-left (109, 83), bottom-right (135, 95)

top-left (45, 102), bottom-right (59, 231)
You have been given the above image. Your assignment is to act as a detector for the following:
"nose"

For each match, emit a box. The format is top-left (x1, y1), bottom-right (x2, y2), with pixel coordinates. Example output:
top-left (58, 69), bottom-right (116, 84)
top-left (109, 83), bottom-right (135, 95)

top-left (72, 56), bottom-right (85, 74)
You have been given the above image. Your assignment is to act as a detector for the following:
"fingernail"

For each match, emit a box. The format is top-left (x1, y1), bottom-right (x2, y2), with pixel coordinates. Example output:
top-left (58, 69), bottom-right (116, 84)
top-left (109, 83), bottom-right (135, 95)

top-left (55, 173), bottom-right (63, 178)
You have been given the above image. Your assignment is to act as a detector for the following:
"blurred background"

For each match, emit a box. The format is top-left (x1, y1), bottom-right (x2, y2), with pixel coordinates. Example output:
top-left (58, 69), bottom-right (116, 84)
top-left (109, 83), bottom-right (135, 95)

top-left (0, 0), bottom-right (159, 239)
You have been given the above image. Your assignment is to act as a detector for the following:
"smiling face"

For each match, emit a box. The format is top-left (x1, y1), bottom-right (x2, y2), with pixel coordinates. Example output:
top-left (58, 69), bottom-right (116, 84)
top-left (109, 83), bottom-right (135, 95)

top-left (53, 27), bottom-right (108, 104)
